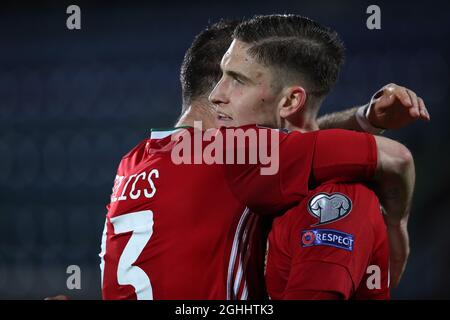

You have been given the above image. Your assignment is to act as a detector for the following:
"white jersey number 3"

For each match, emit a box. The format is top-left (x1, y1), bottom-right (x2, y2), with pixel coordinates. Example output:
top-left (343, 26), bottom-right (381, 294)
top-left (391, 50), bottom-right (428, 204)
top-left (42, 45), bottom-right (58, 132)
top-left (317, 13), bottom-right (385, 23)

top-left (110, 210), bottom-right (154, 300)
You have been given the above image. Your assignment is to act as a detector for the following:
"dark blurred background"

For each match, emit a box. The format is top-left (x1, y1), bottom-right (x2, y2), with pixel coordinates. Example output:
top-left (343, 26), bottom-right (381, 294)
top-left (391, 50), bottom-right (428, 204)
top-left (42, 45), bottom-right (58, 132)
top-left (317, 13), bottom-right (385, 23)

top-left (0, 0), bottom-right (448, 299)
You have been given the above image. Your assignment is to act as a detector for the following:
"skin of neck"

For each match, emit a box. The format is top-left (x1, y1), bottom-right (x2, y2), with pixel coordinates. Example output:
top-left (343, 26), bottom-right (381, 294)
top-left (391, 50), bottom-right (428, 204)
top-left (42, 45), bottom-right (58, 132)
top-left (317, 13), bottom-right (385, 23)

top-left (283, 107), bottom-right (320, 133)
top-left (175, 98), bottom-right (217, 130)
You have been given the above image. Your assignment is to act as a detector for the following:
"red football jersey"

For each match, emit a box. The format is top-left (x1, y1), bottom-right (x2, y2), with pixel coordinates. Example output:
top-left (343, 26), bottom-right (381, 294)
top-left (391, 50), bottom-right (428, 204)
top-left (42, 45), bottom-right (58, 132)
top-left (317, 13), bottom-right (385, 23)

top-left (266, 182), bottom-right (390, 300)
top-left (99, 126), bottom-right (378, 299)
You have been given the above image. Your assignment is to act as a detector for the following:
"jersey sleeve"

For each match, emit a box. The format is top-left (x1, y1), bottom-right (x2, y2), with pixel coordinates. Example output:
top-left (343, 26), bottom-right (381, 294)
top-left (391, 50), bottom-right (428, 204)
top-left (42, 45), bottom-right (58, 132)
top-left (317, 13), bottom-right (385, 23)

top-left (223, 126), bottom-right (378, 215)
top-left (283, 183), bottom-right (382, 299)
top-left (311, 129), bottom-right (377, 185)
top-left (222, 126), bottom-right (316, 214)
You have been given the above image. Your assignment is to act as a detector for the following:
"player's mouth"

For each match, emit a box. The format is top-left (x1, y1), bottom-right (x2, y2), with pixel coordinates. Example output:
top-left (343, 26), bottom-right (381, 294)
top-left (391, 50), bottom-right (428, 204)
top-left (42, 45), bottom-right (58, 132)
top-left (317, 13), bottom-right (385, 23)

top-left (216, 111), bottom-right (233, 122)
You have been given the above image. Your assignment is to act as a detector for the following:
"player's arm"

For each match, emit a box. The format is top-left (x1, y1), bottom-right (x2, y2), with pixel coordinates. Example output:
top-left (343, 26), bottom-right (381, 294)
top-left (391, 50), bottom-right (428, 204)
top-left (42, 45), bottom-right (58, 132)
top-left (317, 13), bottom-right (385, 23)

top-left (226, 127), bottom-right (412, 216)
top-left (373, 135), bottom-right (415, 225)
top-left (372, 135), bottom-right (415, 288)
top-left (312, 130), bottom-right (415, 288)
top-left (312, 130), bottom-right (415, 224)
top-left (282, 261), bottom-right (354, 300)
top-left (225, 127), bottom-right (415, 224)
top-left (317, 83), bottom-right (430, 133)
top-left (281, 222), bottom-right (370, 300)
top-left (279, 185), bottom-right (384, 300)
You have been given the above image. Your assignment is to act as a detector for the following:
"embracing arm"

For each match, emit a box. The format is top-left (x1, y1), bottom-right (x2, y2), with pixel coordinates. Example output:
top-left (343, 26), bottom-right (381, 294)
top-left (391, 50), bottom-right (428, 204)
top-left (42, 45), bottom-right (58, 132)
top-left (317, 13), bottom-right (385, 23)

top-left (317, 106), bottom-right (361, 131)
top-left (373, 135), bottom-right (415, 225)
top-left (373, 135), bottom-right (415, 288)
top-left (311, 129), bottom-right (415, 288)
top-left (318, 83), bottom-right (430, 133)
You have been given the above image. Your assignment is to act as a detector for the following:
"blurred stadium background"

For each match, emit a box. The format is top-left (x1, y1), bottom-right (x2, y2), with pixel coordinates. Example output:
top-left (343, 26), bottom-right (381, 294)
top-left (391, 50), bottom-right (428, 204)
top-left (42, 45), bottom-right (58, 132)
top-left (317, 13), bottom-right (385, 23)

top-left (0, 0), bottom-right (449, 299)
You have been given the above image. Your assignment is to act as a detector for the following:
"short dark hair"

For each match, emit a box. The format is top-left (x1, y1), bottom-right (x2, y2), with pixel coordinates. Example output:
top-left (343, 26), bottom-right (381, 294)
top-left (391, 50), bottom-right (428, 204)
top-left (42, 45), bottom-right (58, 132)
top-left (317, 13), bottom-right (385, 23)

top-left (233, 14), bottom-right (345, 96)
top-left (180, 20), bottom-right (240, 110)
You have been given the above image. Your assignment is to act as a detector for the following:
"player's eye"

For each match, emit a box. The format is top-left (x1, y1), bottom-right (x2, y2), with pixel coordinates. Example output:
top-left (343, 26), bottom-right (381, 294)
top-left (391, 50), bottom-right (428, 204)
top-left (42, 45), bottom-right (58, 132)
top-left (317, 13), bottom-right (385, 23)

top-left (232, 76), bottom-right (244, 85)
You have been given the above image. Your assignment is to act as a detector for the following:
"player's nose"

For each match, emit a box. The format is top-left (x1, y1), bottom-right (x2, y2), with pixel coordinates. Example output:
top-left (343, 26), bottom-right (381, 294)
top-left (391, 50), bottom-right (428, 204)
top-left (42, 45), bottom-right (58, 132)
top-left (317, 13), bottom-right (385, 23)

top-left (209, 78), bottom-right (229, 106)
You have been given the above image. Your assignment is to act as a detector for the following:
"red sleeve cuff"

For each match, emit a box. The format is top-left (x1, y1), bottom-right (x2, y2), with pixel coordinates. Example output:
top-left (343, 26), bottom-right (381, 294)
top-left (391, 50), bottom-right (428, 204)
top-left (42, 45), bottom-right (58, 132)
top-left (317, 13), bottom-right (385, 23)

top-left (284, 260), bottom-right (355, 299)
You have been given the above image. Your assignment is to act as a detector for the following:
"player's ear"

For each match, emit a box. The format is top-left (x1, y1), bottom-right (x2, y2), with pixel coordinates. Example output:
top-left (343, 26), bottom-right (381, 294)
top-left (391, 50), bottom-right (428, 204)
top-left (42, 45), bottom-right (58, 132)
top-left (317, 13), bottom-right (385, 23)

top-left (278, 86), bottom-right (307, 119)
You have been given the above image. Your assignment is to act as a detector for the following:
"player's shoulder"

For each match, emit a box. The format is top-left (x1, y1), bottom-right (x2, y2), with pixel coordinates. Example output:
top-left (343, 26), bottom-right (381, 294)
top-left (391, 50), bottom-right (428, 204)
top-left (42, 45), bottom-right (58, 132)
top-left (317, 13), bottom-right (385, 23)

top-left (111, 138), bottom-right (150, 177)
top-left (309, 183), bottom-right (379, 211)
top-left (307, 182), bottom-right (376, 198)
top-left (308, 183), bottom-right (383, 227)
top-left (282, 183), bottom-right (379, 225)
top-left (121, 138), bottom-right (149, 160)
top-left (281, 184), bottom-right (377, 251)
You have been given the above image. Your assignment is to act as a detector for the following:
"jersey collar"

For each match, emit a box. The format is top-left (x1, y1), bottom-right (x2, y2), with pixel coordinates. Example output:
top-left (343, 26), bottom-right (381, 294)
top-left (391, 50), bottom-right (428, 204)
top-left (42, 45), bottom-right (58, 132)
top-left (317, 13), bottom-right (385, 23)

top-left (150, 126), bottom-right (192, 140)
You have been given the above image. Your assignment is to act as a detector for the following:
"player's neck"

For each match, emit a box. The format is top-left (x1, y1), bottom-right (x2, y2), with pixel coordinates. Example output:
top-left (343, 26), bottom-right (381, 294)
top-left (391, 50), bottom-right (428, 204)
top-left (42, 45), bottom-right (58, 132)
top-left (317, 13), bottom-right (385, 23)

top-left (284, 116), bottom-right (319, 133)
top-left (175, 103), bottom-right (217, 130)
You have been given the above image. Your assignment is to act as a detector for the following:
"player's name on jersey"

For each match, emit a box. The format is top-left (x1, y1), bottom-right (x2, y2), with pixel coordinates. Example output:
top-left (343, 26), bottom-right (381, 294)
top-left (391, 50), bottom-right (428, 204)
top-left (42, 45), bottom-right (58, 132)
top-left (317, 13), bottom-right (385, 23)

top-left (170, 121), bottom-right (280, 176)
top-left (110, 169), bottom-right (159, 203)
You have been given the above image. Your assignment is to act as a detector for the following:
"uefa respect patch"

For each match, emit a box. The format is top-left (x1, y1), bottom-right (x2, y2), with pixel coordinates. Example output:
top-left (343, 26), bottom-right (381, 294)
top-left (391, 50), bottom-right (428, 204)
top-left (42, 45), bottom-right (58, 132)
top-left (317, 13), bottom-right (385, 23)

top-left (301, 229), bottom-right (354, 251)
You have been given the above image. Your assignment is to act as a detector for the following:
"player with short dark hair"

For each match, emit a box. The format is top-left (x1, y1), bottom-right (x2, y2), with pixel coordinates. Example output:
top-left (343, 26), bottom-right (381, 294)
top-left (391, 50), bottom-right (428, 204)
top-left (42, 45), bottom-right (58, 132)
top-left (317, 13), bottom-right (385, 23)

top-left (97, 17), bottom-right (426, 300)
top-left (180, 20), bottom-right (241, 112)
top-left (234, 14), bottom-right (344, 99)
top-left (209, 14), bottom-right (421, 299)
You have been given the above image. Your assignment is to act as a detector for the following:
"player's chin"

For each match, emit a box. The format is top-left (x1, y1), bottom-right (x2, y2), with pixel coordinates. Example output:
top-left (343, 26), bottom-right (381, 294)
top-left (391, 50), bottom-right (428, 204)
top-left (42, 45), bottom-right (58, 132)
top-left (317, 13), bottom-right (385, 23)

top-left (217, 119), bottom-right (236, 127)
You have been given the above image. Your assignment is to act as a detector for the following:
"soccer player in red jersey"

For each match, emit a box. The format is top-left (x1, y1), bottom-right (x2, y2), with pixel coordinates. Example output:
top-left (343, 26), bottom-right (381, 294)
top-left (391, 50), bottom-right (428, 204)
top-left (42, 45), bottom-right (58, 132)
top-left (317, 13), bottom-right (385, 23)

top-left (100, 123), bottom-right (382, 300)
top-left (97, 17), bottom-right (427, 300)
top-left (208, 15), bottom-right (426, 299)
top-left (266, 183), bottom-right (391, 299)
top-left (43, 18), bottom-right (427, 302)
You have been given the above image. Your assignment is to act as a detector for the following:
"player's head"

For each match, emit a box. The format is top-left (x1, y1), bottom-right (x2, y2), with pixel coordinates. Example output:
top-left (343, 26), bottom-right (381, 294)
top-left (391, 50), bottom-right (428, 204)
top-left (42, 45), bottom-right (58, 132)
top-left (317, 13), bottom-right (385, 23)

top-left (180, 20), bottom-right (240, 112)
top-left (209, 14), bottom-right (345, 128)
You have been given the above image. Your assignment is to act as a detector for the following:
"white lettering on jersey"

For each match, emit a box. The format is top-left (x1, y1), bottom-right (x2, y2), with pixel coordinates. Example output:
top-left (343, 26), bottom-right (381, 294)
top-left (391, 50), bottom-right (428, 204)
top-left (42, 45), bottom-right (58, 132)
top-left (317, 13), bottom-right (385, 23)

top-left (110, 169), bottom-right (160, 203)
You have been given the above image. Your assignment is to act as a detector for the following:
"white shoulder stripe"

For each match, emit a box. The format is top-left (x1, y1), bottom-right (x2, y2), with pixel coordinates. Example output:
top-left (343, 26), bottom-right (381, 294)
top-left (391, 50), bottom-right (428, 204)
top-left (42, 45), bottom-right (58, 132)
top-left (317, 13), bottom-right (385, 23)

top-left (150, 129), bottom-right (184, 139)
top-left (227, 207), bottom-right (250, 300)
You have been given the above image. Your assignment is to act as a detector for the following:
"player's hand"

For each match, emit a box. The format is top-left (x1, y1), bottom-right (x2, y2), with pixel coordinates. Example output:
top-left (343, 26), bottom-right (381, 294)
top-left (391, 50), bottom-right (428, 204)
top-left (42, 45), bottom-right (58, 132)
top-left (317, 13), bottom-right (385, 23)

top-left (367, 83), bottom-right (430, 129)
top-left (44, 294), bottom-right (70, 300)
top-left (385, 217), bottom-right (410, 288)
